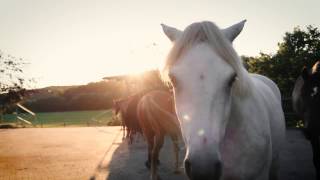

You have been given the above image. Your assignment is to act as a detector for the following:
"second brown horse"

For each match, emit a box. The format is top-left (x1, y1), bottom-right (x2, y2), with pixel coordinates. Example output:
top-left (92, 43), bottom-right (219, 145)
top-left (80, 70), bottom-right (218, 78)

top-left (113, 92), bottom-right (143, 143)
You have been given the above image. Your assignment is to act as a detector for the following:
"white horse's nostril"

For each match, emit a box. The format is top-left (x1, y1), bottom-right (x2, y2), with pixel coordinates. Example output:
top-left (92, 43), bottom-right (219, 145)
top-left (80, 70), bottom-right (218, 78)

top-left (184, 158), bottom-right (222, 179)
top-left (184, 159), bottom-right (192, 178)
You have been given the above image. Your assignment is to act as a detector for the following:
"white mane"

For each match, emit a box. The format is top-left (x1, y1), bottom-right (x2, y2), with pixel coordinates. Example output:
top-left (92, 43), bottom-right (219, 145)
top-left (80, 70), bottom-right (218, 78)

top-left (162, 21), bottom-right (252, 96)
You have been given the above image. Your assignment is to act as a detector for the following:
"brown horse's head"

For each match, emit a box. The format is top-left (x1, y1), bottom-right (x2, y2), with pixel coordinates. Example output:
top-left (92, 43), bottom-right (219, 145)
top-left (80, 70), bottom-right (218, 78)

top-left (300, 61), bottom-right (320, 133)
top-left (112, 100), bottom-right (122, 115)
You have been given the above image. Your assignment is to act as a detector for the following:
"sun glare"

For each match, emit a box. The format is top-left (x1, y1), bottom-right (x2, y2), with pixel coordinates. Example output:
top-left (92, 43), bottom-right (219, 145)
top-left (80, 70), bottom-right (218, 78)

top-left (111, 51), bottom-right (164, 78)
top-left (120, 64), bottom-right (150, 76)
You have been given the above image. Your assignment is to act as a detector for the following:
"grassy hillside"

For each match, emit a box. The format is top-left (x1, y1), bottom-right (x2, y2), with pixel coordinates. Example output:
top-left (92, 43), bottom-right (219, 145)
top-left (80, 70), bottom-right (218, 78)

top-left (1, 110), bottom-right (116, 127)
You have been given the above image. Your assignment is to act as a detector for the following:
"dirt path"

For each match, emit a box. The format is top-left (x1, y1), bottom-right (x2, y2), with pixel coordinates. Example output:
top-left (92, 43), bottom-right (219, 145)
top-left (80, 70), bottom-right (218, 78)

top-left (0, 127), bottom-right (316, 180)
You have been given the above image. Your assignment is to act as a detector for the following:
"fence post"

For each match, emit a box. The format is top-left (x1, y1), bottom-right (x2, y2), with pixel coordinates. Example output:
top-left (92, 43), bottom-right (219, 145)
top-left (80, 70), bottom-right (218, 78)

top-left (40, 117), bottom-right (43, 128)
top-left (15, 108), bottom-right (18, 126)
top-left (16, 103), bottom-right (36, 127)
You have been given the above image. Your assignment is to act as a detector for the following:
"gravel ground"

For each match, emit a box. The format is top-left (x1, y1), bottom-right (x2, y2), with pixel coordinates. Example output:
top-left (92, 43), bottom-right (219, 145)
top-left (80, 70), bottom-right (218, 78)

top-left (0, 127), bottom-right (316, 180)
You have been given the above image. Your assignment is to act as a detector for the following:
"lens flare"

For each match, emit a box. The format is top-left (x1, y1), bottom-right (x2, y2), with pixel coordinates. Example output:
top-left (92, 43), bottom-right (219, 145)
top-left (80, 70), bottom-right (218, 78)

top-left (198, 129), bottom-right (205, 136)
top-left (183, 114), bottom-right (190, 122)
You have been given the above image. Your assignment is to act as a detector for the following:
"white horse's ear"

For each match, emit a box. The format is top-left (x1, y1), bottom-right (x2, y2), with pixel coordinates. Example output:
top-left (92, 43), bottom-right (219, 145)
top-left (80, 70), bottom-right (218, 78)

top-left (222, 20), bottom-right (246, 42)
top-left (161, 24), bottom-right (182, 42)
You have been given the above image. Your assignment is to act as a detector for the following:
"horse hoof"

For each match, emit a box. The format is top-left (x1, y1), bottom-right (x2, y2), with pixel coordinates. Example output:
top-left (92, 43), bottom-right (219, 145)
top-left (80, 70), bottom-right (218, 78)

top-left (145, 161), bottom-right (151, 169)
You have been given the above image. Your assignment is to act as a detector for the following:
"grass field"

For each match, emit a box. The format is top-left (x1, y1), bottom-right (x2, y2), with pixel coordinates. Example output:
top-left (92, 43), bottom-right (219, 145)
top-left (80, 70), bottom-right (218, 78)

top-left (0, 110), bottom-right (117, 127)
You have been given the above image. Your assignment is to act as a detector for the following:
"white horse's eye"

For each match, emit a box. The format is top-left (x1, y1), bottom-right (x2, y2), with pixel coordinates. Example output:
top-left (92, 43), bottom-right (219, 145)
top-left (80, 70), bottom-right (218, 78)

top-left (229, 74), bottom-right (237, 87)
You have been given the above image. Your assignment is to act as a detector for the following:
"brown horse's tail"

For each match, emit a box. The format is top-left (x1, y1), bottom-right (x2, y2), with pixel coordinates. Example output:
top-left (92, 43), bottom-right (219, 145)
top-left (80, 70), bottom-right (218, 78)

top-left (138, 91), bottom-right (180, 137)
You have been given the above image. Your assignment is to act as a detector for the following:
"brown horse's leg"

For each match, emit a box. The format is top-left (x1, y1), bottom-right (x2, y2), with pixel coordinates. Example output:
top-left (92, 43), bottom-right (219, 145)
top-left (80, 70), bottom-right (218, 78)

top-left (145, 135), bottom-right (154, 169)
top-left (151, 135), bottom-right (164, 180)
top-left (122, 125), bottom-right (126, 140)
top-left (129, 130), bottom-right (134, 144)
top-left (126, 128), bottom-right (130, 139)
top-left (171, 134), bottom-right (181, 174)
top-left (310, 135), bottom-right (320, 180)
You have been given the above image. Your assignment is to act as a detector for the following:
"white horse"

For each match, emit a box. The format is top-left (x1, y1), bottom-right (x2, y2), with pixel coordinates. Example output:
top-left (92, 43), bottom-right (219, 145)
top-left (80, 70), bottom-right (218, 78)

top-left (160, 20), bottom-right (285, 180)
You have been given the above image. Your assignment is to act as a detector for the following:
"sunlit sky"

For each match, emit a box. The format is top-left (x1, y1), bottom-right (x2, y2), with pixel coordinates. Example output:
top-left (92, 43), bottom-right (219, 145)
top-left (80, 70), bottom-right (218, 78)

top-left (0, 0), bottom-right (319, 88)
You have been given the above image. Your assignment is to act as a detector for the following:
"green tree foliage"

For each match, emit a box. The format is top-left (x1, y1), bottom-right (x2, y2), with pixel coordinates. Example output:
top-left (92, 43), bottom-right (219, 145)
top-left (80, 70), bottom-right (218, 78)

top-left (243, 25), bottom-right (320, 97)
top-left (243, 25), bottom-right (320, 126)
top-left (0, 51), bottom-right (26, 93)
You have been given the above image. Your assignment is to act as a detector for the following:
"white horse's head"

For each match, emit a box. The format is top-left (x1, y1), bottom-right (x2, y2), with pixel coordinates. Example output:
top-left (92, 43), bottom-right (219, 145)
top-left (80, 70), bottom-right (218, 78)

top-left (161, 20), bottom-right (250, 179)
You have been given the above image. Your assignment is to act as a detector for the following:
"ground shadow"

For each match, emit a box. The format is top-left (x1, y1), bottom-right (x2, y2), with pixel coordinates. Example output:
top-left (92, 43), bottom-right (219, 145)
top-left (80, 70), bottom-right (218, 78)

top-left (279, 129), bottom-right (316, 180)
top-left (91, 135), bottom-right (187, 180)
top-left (0, 123), bottom-right (17, 129)
top-left (90, 129), bottom-right (316, 180)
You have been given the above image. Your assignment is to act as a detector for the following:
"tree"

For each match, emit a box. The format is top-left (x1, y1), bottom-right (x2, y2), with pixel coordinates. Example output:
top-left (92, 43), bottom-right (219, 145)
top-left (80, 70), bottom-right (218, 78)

top-left (0, 51), bottom-right (30, 114)
top-left (244, 25), bottom-right (320, 97)
top-left (243, 25), bottom-right (320, 126)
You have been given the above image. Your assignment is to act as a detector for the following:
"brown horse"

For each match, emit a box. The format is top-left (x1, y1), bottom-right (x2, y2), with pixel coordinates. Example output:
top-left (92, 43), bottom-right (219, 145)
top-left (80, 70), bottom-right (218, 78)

top-left (293, 61), bottom-right (320, 179)
top-left (113, 98), bottom-right (130, 139)
top-left (113, 93), bottom-right (143, 143)
top-left (137, 90), bottom-right (181, 180)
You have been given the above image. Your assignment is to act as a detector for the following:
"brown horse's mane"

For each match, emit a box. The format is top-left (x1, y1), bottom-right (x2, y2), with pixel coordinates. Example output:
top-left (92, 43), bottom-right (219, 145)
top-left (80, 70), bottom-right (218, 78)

top-left (137, 91), bottom-right (179, 136)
